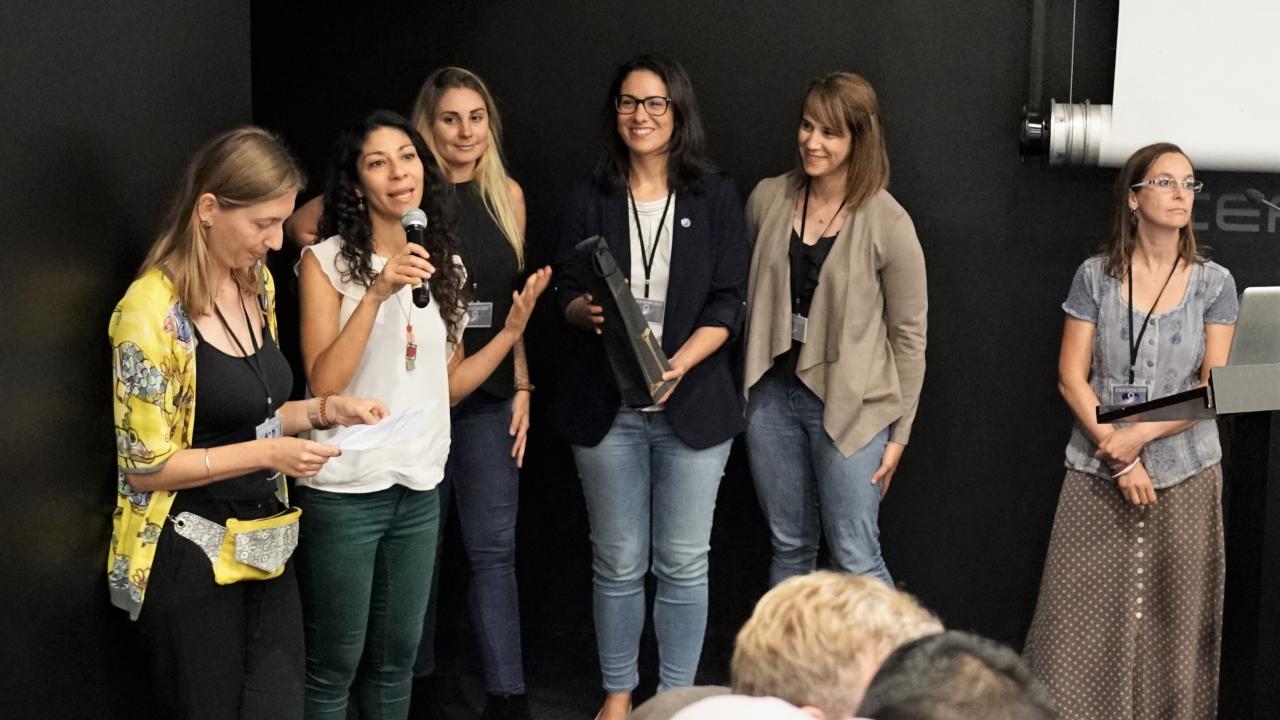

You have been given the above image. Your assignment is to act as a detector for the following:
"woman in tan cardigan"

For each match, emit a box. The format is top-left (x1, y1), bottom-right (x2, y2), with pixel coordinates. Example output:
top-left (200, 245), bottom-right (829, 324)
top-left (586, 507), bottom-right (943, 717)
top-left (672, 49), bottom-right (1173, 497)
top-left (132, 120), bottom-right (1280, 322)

top-left (743, 72), bottom-right (927, 586)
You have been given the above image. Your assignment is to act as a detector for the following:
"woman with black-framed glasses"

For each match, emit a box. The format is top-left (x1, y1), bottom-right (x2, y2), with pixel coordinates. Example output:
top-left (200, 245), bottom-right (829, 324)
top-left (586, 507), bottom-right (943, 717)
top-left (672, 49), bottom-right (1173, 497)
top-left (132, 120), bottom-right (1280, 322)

top-left (1024, 142), bottom-right (1236, 718)
top-left (551, 54), bottom-right (749, 720)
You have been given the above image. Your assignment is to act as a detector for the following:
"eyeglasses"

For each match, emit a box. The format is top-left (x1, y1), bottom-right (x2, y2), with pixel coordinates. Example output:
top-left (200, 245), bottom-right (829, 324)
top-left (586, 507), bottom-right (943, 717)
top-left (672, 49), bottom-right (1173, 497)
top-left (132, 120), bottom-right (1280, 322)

top-left (615, 95), bottom-right (672, 116)
top-left (1130, 175), bottom-right (1204, 194)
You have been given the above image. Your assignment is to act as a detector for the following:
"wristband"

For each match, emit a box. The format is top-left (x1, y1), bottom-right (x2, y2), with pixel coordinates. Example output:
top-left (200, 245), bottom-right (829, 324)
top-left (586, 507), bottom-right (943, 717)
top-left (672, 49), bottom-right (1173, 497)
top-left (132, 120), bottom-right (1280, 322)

top-left (318, 392), bottom-right (336, 429)
top-left (203, 448), bottom-right (213, 481)
top-left (1111, 457), bottom-right (1141, 479)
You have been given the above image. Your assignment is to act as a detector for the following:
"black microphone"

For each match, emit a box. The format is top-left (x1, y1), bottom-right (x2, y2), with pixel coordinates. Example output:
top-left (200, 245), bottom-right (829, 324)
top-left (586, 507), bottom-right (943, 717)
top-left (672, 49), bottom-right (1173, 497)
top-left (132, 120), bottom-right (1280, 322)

top-left (1244, 188), bottom-right (1280, 213)
top-left (401, 208), bottom-right (431, 308)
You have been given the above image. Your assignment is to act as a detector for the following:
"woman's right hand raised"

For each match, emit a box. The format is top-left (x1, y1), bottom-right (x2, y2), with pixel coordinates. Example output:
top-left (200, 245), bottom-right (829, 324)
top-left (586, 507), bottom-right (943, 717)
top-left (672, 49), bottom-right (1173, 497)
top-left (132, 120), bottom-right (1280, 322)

top-left (266, 437), bottom-right (342, 478)
top-left (369, 242), bottom-right (435, 303)
top-left (502, 267), bottom-right (553, 335)
top-left (565, 292), bottom-right (604, 335)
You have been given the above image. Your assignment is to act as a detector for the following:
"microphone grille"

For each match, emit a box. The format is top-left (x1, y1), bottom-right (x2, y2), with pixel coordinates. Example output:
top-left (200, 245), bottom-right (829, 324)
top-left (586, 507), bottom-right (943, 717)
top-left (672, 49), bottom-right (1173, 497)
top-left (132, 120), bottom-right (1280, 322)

top-left (400, 207), bottom-right (428, 230)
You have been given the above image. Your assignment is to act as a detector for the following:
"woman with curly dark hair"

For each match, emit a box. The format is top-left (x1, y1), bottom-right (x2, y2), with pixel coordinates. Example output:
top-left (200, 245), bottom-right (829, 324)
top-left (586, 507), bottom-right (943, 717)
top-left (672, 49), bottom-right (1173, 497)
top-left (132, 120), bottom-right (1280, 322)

top-left (294, 110), bottom-right (549, 720)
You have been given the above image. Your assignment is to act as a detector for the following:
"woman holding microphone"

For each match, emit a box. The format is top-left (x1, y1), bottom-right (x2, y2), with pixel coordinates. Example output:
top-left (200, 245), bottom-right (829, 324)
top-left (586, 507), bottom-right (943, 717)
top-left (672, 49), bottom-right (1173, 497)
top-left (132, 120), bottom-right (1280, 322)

top-left (294, 110), bottom-right (547, 720)
top-left (284, 69), bottom-right (535, 717)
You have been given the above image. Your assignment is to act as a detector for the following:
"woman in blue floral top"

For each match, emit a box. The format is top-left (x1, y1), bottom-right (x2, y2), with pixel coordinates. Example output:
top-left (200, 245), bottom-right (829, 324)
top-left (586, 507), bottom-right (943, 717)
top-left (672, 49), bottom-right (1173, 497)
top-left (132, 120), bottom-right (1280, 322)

top-left (1024, 142), bottom-right (1238, 719)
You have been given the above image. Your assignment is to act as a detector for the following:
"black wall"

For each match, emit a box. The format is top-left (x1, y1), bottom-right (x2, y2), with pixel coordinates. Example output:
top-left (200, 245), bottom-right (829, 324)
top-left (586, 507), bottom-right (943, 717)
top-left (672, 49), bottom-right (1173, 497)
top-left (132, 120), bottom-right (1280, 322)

top-left (1, 2), bottom-right (251, 717)
top-left (5, 1), bottom-right (1279, 715)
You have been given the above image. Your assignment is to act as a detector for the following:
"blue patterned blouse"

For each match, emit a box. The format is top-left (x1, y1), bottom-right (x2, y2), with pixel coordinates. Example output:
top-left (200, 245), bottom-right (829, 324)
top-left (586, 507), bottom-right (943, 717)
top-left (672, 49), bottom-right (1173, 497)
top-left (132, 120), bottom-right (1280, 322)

top-left (1062, 256), bottom-right (1239, 488)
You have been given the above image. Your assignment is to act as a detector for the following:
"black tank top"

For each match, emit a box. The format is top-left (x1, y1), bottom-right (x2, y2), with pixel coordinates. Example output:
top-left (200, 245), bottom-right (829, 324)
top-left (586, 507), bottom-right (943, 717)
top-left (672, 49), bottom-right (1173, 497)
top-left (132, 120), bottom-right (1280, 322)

top-left (454, 181), bottom-right (521, 399)
top-left (777, 229), bottom-right (838, 376)
top-left (189, 322), bottom-right (293, 502)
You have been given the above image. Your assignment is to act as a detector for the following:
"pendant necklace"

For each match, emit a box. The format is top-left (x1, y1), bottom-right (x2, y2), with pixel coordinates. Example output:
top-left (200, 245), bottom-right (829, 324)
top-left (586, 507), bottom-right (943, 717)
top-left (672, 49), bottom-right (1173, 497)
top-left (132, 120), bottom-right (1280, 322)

top-left (800, 180), bottom-right (847, 244)
top-left (395, 291), bottom-right (417, 371)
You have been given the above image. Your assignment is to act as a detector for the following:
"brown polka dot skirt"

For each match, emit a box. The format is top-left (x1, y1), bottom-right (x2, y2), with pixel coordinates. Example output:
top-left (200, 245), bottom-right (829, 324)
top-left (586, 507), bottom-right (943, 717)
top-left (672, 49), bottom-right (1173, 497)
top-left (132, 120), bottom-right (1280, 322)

top-left (1024, 465), bottom-right (1223, 719)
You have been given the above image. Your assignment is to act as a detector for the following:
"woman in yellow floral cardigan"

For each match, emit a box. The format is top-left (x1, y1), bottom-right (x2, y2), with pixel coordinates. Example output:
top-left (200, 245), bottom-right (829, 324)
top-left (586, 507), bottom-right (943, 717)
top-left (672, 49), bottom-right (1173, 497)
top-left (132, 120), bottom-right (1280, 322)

top-left (109, 127), bottom-right (386, 720)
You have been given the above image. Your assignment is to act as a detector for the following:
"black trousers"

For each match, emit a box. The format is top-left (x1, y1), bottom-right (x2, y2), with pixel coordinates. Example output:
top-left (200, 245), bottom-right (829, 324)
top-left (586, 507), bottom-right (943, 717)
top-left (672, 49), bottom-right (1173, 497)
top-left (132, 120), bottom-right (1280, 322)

top-left (135, 493), bottom-right (304, 720)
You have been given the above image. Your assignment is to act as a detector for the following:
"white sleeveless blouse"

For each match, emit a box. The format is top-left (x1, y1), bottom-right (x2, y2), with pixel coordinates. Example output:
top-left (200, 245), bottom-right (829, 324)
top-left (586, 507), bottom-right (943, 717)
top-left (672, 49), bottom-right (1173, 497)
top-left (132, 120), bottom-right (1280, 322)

top-left (297, 235), bottom-right (454, 493)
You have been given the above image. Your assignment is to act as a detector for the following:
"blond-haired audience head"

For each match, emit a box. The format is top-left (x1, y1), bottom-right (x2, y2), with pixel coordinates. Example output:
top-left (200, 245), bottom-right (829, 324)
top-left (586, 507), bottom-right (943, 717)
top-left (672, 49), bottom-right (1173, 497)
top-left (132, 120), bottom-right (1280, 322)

top-left (731, 571), bottom-right (942, 720)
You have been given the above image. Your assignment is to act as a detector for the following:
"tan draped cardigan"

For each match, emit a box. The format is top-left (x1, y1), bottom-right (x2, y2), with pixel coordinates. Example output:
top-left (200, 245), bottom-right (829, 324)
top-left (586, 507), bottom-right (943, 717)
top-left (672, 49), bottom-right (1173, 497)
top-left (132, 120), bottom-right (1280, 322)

top-left (743, 174), bottom-right (927, 456)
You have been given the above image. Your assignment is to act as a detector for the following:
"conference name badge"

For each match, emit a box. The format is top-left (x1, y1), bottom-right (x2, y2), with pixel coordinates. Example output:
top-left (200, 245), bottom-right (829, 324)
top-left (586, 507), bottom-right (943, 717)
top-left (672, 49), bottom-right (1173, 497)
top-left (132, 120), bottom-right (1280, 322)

top-left (1110, 384), bottom-right (1149, 406)
top-left (255, 415), bottom-right (287, 504)
top-left (635, 297), bottom-right (666, 330)
top-left (466, 301), bottom-right (494, 329)
top-left (792, 313), bottom-right (808, 343)
top-left (255, 415), bottom-right (283, 441)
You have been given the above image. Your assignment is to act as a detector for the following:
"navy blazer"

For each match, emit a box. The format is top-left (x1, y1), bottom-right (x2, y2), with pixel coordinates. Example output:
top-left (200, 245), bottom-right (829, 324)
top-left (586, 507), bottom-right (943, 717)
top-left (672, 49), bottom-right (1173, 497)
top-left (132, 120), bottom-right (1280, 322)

top-left (550, 173), bottom-right (749, 449)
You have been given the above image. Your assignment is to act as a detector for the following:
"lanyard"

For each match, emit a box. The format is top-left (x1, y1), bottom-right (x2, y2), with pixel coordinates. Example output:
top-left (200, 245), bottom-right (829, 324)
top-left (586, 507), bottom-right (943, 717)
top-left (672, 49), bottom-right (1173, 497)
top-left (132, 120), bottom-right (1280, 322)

top-left (1126, 259), bottom-right (1179, 384)
top-left (627, 185), bottom-right (673, 298)
top-left (213, 291), bottom-right (273, 419)
top-left (795, 180), bottom-right (847, 311)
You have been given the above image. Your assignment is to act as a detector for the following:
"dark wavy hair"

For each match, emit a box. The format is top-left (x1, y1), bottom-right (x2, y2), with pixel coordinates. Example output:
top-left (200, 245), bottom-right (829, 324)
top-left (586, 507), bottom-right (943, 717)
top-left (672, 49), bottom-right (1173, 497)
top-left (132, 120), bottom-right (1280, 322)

top-left (594, 54), bottom-right (716, 192)
top-left (316, 110), bottom-right (466, 341)
top-left (1100, 141), bottom-right (1205, 279)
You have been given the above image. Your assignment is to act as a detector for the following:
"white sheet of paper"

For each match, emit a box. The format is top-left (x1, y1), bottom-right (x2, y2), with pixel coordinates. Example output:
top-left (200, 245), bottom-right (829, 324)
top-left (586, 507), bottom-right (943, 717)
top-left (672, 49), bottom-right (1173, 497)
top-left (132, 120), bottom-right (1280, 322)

top-left (326, 401), bottom-right (435, 451)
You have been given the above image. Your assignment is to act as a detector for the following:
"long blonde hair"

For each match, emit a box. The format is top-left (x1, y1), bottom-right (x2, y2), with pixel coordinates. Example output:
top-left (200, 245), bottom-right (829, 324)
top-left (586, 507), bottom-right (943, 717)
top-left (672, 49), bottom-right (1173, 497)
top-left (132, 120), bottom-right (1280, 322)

top-left (141, 127), bottom-right (304, 317)
top-left (411, 67), bottom-right (524, 268)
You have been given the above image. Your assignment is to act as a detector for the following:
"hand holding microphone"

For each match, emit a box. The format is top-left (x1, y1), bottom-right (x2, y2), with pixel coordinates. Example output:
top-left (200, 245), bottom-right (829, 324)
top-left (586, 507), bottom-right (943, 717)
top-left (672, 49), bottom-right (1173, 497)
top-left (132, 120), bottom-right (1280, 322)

top-left (402, 208), bottom-right (432, 308)
top-left (368, 209), bottom-right (434, 304)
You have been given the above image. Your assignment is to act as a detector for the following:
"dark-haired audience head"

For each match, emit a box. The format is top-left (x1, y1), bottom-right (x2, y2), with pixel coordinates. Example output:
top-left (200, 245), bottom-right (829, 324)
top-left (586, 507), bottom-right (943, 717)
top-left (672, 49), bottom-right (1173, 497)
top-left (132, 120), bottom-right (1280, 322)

top-left (858, 631), bottom-right (1057, 720)
top-left (1102, 141), bottom-right (1202, 278)
top-left (596, 53), bottom-right (715, 192)
top-left (732, 571), bottom-right (943, 719)
top-left (794, 71), bottom-right (890, 212)
top-left (317, 109), bottom-right (464, 339)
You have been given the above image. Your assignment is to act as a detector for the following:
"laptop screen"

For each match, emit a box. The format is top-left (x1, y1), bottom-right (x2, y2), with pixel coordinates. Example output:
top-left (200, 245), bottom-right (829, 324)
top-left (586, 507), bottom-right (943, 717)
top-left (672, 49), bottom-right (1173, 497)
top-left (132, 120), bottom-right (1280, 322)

top-left (1227, 287), bottom-right (1280, 366)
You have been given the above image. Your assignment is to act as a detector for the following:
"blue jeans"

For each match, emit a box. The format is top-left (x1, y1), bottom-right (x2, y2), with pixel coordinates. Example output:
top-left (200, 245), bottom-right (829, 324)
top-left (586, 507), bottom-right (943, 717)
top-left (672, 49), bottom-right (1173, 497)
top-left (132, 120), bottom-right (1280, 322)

top-left (571, 408), bottom-right (732, 694)
top-left (413, 391), bottom-right (525, 694)
top-left (293, 485), bottom-right (440, 720)
top-left (745, 367), bottom-right (893, 586)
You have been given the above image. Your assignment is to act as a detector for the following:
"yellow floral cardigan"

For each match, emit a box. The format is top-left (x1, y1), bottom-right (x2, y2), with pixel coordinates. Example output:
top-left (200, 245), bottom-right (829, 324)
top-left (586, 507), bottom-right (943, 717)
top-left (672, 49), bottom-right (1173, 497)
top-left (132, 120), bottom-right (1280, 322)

top-left (107, 267), bottom-right (277, 619)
